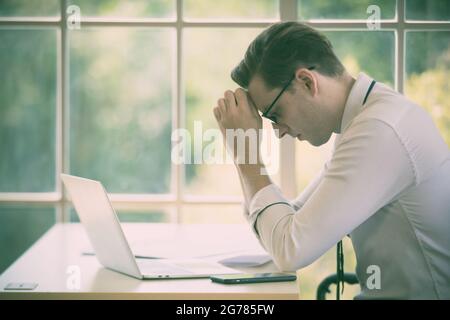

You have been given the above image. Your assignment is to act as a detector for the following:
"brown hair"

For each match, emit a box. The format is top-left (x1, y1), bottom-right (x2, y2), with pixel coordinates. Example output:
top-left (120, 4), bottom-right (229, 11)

top-left (231, 21), bottom-right (345, 89)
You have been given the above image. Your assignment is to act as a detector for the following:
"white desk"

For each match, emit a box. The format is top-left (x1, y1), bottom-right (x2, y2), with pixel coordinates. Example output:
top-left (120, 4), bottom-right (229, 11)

top-left (0, 223), bottom-right (299, 299)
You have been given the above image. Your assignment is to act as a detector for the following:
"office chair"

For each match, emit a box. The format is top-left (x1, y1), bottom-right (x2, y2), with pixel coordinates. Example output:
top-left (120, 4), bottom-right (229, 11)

top-left (316, 272), bottom-right (359, 300)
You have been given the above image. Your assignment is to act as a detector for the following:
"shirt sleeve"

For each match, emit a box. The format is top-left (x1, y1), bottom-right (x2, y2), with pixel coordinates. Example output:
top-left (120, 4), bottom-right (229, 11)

top-left (291, 162), bottom-right (328, 211)
top-left (243, 161), bottom-right (327, 221)
top-left (246, 119), bottom-right (415, 272)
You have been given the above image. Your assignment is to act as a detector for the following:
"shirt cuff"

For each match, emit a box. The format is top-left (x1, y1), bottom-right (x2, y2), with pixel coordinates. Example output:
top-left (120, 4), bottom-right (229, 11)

top-left (249, 184), bottom-right (286, 214)
top-left (247, 184), bottom-right (293, 237)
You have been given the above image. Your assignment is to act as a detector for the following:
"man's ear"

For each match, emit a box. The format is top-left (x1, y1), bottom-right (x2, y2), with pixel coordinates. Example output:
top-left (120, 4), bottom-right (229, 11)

top-left (295, 67), bottom-right (318, 97)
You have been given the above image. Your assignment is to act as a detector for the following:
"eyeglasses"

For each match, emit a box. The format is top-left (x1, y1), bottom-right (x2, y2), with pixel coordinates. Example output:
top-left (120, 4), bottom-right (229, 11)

top-left (261, 66), bottom-right (315, 124)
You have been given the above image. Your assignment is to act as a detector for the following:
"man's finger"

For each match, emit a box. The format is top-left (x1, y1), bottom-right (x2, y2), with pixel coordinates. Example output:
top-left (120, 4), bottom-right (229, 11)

top-left (213, 106), bottom-right (221, 121)
top-left (224, 90), bottom-right (237, 109)
top-left (236, 88), bottom-right (258, 117)
top-left (218, 98), bottom-right (227, 112)
top-left (234, 88), bottom-right (248, 107)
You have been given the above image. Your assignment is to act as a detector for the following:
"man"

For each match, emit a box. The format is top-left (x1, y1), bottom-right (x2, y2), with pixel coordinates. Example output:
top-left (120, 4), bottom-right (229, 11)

top-left (213, 22), bottom-right (450, 299)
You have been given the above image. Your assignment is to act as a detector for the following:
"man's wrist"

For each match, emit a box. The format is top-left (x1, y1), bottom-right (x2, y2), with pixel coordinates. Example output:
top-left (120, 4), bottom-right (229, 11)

top-left (237, 162), bottom-right (271, 187)
top-left (235, 156), bottom-right (271, 204)
top-left (236, 160), bottom-right (265, 175)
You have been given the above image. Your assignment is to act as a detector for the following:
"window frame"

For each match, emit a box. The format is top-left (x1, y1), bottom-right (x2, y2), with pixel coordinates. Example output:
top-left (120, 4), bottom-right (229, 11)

top-left (0, 0), bottom-right (449, 223)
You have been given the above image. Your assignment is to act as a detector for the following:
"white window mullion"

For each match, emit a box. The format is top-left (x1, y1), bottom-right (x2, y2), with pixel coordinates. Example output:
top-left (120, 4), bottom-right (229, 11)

top-left (396, 0), bottom-right (406, 94)
top-left (174, 0), bottom-right (184, 224)
top-left (279, 0), bottom-right (298, 199)
top-left (61, 0), bottom-right (73, 222)
top-left (55, 0), bottom-right (63, 223)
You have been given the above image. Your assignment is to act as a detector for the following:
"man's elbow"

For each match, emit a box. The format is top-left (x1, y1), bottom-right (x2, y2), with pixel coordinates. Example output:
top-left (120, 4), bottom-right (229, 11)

top-left (274, 259), bottom-right (299, 272)
top-left (269, 219), bottom-right (307, 272)
top-left (271, 240), bottom-right (308, 272)
top-left (272, 254), bottom-right (306, 272)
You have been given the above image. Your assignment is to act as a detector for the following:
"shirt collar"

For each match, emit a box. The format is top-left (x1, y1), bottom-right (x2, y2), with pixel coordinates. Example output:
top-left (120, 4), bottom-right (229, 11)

top-left (339, 72), bottom-right (374, 133)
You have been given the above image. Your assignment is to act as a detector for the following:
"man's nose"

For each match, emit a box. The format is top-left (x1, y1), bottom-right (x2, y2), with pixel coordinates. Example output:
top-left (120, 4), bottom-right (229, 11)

top-left (272, 123), bottom-right (288, 138)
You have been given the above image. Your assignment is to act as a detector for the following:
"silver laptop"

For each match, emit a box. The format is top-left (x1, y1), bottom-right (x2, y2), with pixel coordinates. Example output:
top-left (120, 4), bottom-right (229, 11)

top-left (61, 174), bottom-right (238, 280)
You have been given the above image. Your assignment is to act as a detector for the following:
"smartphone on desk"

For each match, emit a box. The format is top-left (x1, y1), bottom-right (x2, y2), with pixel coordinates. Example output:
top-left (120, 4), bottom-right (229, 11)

top-left (210, 273), bottom-right (297, 284)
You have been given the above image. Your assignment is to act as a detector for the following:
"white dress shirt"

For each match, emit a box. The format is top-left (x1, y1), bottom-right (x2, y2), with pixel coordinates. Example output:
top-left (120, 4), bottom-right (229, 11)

top-left (245, 72), bottom-right (450, 299)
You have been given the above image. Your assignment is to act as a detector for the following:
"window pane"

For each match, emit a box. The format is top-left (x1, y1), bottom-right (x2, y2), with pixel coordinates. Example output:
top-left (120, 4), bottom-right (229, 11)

top-left (0, 0), bottom-right (60, 17)
top-left (183, 0), bottom-right (279, 21)
top-left (69, 28), bottom-right (173, 193)
top-left (324, 31), bottom-right (395, 86)
top-left (67, 0), bottom-right (175, 19)
top-left (405, 32), bottom-right (450, 146)
top-left (69, 206), bottom-right (172, 223)
top-left (184, 28), bottom-right (280, 196)
top-left (298, 0), bottom-right (396, 20)
top-left (406, 0), bottom-right (450, 21)
top-left (181, 204), bottom-right (246, 224)
top-left (0, 205), bottom-right (55, 274)
top-left (0, 29), bottom-right (56, 192)
top-left (296, 136), bottom-right (335, 191)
